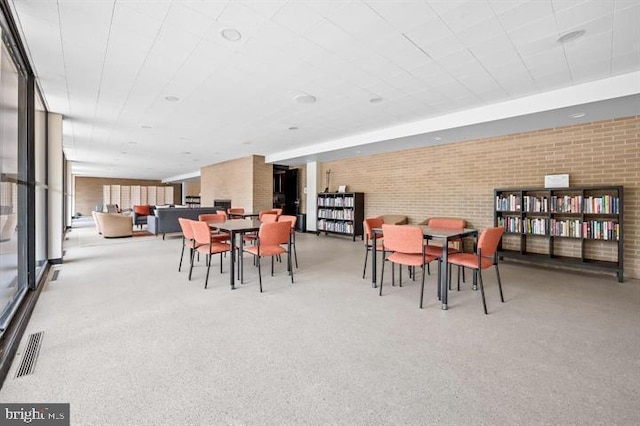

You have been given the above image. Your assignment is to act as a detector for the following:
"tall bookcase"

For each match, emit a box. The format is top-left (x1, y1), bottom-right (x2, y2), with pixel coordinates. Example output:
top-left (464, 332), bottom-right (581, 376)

top-left (494, 186), bottom-right (623, 282)
top-left (316, 192), bottom-right (365, 241)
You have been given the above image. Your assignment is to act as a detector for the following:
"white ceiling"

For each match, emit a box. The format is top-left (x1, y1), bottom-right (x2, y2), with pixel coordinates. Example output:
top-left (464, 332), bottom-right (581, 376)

top-left (9, 0), bottom-right (640, 181)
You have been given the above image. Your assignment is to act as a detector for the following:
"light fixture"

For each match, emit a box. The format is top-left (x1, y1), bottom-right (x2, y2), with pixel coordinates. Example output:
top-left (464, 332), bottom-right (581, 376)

top-left (294, 94), bottom-right (317, 104)
top-left (288, 126), bottom-right (298, 131)
top-left (140, 124), bottom-right (152, 129)
top-left (369, 97), bottom-right (384, 103)
top-left (242, 141), bottom-right (252, 145)
top-left (164, 95), bottom-right (180, 102)
top-left (569, 112), bottom-right (586, 119)
top-left (181, 151), bottom-right (191, 155)
top-left (221, 28), bottom-right (241, 42)
top-left (433, 136), bottom-right (442, 141)
top-left (557, 29), bottom-right (585, 44)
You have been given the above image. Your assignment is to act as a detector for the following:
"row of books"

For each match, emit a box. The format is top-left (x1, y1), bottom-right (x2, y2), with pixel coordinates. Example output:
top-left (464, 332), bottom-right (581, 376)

top-left (497, 194), bottom-right (620, 214)
top-left (498, 218), bottom-right (620, 240)
top-left (583, 195), bottom-right (620, 214)
top-left (317, 209), bottom-right (355, 220)
top-left (317, 220), bottom-right (354, 234)
top-left (550, 219), bottom-right (582, 238)
top-left (317, 196), bottom-right (355, 207)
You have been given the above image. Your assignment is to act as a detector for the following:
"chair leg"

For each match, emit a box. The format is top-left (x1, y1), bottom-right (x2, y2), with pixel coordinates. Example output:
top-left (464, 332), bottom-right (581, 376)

top-left (179, 241), bottom-right (185, 272)
top-left (362, 246), bottom-right (369, 279)
top-left (420, 262), bottom-right (427, 309)
top-left (457, 266), bottom-right (461, 291)
top-left (293, 241), bottom-right (298, 269)
top-left (204, 255), bottom-right (212, 289)
top-left (257, 256), bottom-right (263, 293)
top-left (220, 252), bottom-right (223, 273)
top-left (437, 260), bottom-right (442, 300)
top-left (271, 257), bottom-right (275, 276)
top-left (188, 250), bottom-right (196, 281)
top-left (399, 264), bottom-right (403, 287)
top-left (478, 270), bottom-right (488, 315)
top-left (462, 267), bottom-right (466, 283)
top-left (379, 250), bottom-right (385, 296)
top-left (496, 264), bottom-right (504, 303)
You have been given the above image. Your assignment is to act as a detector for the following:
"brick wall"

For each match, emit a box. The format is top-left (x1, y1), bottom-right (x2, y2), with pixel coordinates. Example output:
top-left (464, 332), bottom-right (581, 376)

top-left (75, 177), bottom-right (181, 216)
top-left (252, 155), bottom-right (274, 212)
top-left (319, 116), bottom-right (639, 279)
top-left (201, 155), bottom-right (274, 212)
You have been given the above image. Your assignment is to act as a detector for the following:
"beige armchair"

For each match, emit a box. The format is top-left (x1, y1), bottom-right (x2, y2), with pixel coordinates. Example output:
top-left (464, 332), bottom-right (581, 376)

top-left (94, 212), bottom-right (133, 238)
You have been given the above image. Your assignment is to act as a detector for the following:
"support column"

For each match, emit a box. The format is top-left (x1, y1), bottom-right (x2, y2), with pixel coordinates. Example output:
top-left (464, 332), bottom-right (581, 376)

top-left (47, 113), bottom-right (63, 264)
top-left (305, 161), bottom-right (321, 232)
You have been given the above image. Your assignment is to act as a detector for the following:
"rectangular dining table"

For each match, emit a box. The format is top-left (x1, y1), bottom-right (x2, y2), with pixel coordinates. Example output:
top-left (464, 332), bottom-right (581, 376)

top-left (371, 226), bottom-right (478, 310)
top-left (228, 212), bottom-right (260, 219)
top-left (210, 218), bottom-right (261, 289)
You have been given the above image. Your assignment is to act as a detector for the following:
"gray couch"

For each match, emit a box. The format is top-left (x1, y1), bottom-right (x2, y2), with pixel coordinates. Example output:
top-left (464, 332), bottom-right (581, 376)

top-left (147, 207), bottom-right (221, 239)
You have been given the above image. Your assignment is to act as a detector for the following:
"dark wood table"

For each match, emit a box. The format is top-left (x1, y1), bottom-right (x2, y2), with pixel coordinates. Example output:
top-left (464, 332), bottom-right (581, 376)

top-left (211, 219), bottom-right (261, 289)
top-left (372, 226), bottom-right (478, 310)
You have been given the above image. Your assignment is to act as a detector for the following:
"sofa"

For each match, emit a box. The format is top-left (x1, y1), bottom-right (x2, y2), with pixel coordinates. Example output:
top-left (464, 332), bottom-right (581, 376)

top-left (147, 207), bottom-right (221, 239)
top-left (94, 212), bottom-right (133, 238)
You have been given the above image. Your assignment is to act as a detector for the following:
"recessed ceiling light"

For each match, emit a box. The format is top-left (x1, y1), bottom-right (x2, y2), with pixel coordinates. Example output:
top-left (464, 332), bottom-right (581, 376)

top-left (181, 151), bottom-right (191, 155)
top-left (140, 124), bottom-right (152, 129)
top-left (288, 126), bottom-right (298, 131)
top-left (433, 136), bottom-right (442, 141)
top-left (164, 95), bottom-right (180, 102)
top-left (369, 97), bottom-right (384, 103)
top-left (221, 28), bottom-right (241, 42)
top-left (242, 141), bottom-right (252, 145)
top-left (355, 150), bottom-right (361, 154)
top-left (121, 151), bottom-right (127, 154)
top-left (557, 29), bottom-right (585, 43)
top-left (294, 94), bottom-right (317, 104)
top-left (569, 112), bottom-right (586, 119)
top-left (127, 141), bottom-right (137, 144)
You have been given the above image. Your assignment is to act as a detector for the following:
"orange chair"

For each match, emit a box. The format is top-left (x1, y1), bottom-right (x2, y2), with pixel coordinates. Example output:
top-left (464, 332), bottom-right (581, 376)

top-left (258, 209), bottom-right (278, 220)
top-left (189, 220), bottom-right (232, 289)
top-left (362, 217), bottom-right (384, 279)
top-left (198, 213), bottom-right (230, 243)
top-left (178, 217), bottom-right (201, 273)
top-left (278, 215), bottom-right (298, 268)
top-left (447, 227), bottom-right (505, 315)
top-left (423, 217), bottom-right (467, 286)
top-left (380, 224), bottom-right (438, 308)
top-left (216, 210), bottom-right (228, 221)
top-left (228, 207), bottom-right (245, 218)
top-left (243, 221), bottom-right (293, 292)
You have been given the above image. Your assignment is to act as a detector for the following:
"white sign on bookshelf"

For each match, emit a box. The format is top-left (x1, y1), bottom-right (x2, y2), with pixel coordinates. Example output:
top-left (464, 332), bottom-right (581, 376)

top-left (544, 174), bottom-right (569, 188)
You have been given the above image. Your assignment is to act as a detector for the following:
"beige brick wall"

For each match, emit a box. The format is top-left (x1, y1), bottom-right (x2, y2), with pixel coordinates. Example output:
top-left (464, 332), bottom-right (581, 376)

top-left (201, 155), bottom-right (273, 212)
top-left (319, 116), bottom-right (639, 279)
top-left (183, 181), bottom-right (200, 200)
top-left (253, 155), bottom-right (274, 212)
top-left (75, 177), bottom-right (181, 216)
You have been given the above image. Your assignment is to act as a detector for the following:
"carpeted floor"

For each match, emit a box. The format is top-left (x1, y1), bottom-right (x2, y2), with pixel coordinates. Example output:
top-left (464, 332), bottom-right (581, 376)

top-left (1, 218), bottom-right (639, 425)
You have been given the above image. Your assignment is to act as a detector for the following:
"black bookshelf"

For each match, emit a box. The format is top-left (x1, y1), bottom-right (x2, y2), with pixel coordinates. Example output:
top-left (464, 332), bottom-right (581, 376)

top-left (316, 192), bottom-right (364, 241)
top-left (494, 186), bottom-right (623, 282)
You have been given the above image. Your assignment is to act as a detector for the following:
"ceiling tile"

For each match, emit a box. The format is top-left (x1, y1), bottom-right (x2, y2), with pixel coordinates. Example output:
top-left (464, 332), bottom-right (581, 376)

top-left (496, 0), bottom-right (554, 32)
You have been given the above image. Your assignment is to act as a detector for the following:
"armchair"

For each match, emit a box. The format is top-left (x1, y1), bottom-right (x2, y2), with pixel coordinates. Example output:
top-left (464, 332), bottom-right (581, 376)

top-left (94, 212), bottom-right (133, 238)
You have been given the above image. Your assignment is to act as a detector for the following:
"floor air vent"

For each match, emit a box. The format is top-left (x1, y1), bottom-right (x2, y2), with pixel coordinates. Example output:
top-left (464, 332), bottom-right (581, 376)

top-left (51, 270), bottom-right (60, 281)
top-left (15, 331), bottom-right (44, 378)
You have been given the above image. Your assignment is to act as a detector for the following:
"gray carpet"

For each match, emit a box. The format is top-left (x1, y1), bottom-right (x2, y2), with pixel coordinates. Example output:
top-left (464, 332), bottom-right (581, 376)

top-left (1, 218), bottom-right (639, 425)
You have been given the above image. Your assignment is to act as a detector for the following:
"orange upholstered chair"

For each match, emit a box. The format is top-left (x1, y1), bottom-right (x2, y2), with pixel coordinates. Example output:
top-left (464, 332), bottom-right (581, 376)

top-left (189, 220), bottom-right (232, 289)
top-left (277, 215), bottom-right (298, 268)
top-left (380, 224), bottom-right (438, 308)
top-left (243, 221), bottom-right (293, 292)
top-left (228, 207), bottom-right (245, 218)
top-left (422, 217), bottom-right (467, 286)
top-left (447, 227), bottom-right (505, 315)
top-left (362, 217), bottom-right (384, 279)
top-left (178, 217), bottom-right (201, 274)
top-left (198, 213), bottom-right (230, 243)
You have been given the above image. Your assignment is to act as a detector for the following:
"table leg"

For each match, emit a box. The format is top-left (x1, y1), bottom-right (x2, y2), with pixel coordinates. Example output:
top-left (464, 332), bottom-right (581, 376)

top-left (229, 230), bottom-right (236, 290)
top-left (441, 241), bottom-right (449, 310)
top-left (239, 233), bottom-right (245, 283)
top-left (372, 231), bottom-right (377, 288)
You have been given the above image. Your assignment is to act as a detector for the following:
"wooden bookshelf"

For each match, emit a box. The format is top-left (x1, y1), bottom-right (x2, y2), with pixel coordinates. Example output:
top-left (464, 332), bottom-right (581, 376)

top-left (316, 192), bottom-right (364, 241)
top-left (494, 186), bottom-right (623, 282)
